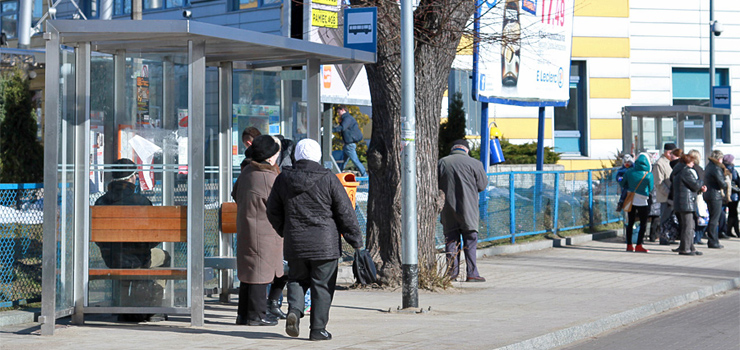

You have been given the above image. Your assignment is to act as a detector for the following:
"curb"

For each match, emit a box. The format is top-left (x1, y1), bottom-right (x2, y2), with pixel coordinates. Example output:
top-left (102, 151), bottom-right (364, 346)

top-left (0, 309), bottom-right (39, 328)
top-left (494, 277), bottom-right (740, 350)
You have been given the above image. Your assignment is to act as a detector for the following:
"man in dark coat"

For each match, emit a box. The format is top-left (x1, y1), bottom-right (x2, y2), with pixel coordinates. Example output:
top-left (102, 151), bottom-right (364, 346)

top-left (438, 139), bottom-right (488, 282)
top-left (704, 150), bottom-right (729, 248)
top-left (94, 158), bottom-right (169, 322)
top-left (267, 138), bottom-right (363, 341)
top-left (332, 105), bottom-right (366, 176)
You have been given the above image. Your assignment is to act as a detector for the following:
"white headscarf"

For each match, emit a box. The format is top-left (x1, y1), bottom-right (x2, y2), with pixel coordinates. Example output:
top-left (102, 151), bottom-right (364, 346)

top-left (294, 139), bottom-right (322, 163)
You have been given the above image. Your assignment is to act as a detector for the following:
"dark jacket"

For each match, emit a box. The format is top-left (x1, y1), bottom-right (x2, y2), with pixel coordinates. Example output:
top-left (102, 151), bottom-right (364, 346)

top-left (672, 165), bottom-right (703, 213)
top-left (621, 153), bottom-right (654, 197)
top-left (332, 112), bottom-right (364, 145)
top-left (438, 150), bottom-right (488, 232)
top-left (94, 180), bottom-right (156, 268)
top-left (232, 161), bottom-right (283, 284)
top-left (727, 164), bottom-right (740, 202)
top-left (703, 157), bottom-right (727, 203)
top-left (266, 159), bottom-right (363, 260)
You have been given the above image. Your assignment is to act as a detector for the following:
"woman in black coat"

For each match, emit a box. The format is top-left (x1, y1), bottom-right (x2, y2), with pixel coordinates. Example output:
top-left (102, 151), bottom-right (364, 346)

top-left (672, 154), bottom-right (707, 255)
top-left (267, 138), bottom-right (363, 341)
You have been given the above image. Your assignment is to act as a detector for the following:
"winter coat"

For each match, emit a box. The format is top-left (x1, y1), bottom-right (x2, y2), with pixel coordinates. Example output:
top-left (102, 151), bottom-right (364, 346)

top-left (266, 159), bottom-right (363, 260)
top-left (94, 181), bottom-right (156, 269)
top-left (703, 157), bottom-right (728, 203)
top-left (622, 153), bottom-right (654, 197)
top-left (332, 112), bottom-right (364, 145)
top-left (278, 138), bottom-right (295, 170)
top-left (438, 149), bottom-right (488, 233)
top-left (652, 155), bottom-right (672, 203)
top-left (231, 161), bottom-right (283, 284)
top-left (672, 165), bottom-right (703, 214)
top-left (727, 164), bottom-right (740, 202)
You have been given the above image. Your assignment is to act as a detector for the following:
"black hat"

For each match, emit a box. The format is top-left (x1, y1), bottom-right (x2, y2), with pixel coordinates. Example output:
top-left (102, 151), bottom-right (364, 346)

top-left (663, 143), bottom-right (677, 151)
top-left (250, 135), bottom-right (280, 162)
top-left (112, 158), bottom-right (137, 181)
top-left (451, 139), bottom-right (469, 150)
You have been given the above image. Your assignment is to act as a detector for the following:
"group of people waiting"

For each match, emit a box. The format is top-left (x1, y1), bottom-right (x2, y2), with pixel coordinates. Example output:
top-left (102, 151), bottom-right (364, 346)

top-left (231, 122), bottom-right (363, 341)
top-left (618, 143), bottom-right (740, 256)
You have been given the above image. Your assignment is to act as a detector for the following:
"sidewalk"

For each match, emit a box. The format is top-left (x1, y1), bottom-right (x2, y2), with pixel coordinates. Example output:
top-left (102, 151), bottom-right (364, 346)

top-left (2, 234), bottom-right (739, 350)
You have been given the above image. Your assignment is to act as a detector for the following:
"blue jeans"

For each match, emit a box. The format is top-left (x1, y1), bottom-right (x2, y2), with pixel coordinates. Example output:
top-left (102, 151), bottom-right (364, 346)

top-left (342, 143), bottom-right (366, 176)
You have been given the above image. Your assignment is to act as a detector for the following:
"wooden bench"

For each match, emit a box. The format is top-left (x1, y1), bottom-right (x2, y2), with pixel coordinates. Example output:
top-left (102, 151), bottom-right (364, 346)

top-left (89, 205), bottom-right (188, 280)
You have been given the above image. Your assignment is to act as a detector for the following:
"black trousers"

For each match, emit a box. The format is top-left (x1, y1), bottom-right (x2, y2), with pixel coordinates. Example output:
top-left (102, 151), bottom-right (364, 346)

top-left (286, 258), bottom-right (338, 331)
top-left (727, 201), bottom-right (739, 237)
top-left (706, 198), bottom-right (723, 247)
top-left (238, 282), bottom-right (267, 321)
top-left (269, 275), bottom-right (288, 302)
top-left (626, 205), bottom-right (649, 245)
top-left (677, 212), bottom-right (696, 254)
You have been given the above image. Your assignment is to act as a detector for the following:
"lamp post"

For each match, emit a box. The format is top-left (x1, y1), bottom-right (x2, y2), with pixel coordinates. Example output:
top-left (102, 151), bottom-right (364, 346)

top-left (709, 0), bottom-right (716, 150)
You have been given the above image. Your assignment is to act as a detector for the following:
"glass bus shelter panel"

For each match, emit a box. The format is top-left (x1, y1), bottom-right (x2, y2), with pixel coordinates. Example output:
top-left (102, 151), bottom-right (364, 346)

top-left (86, 51), bottom-right (190, 309)
top-left (641, 118), bottom-right (657, 151)
top-left (661, 118), bottom-right (677, 147)
top-left (56, 47), bottom-right (77, 313)
top-left (231, 70), bottom-right (282, 167)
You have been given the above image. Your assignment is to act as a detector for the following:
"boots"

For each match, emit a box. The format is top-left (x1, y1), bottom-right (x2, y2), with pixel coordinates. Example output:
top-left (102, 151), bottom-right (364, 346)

top-left (268, 299), bottom-right (287, 319)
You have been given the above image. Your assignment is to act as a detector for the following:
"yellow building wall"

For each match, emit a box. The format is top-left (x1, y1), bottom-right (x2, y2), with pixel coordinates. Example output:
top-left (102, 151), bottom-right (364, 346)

top-left (591, 119), bottom-right (623, 139)
top-left (557, 158), bottom-right (614, 170)
top-left (490, 118), bottom-right (552, 139)
top-left (590, 78), bottom-right (631, 99)
top-left (572, 38), bottom-right (630, 58)
top-left (574, 0), bottom-right (629, 17)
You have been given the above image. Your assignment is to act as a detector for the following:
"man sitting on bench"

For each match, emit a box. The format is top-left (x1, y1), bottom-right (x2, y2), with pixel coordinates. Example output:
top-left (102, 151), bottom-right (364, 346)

top-left (95, 158), bottom-right (170, 322)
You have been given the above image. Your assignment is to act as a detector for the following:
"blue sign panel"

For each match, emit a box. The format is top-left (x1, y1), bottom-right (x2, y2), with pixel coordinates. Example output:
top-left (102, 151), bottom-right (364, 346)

top-left (712, 85), bottom-right (731, 109)
top-left (344, 7), bottom-right (377, 54)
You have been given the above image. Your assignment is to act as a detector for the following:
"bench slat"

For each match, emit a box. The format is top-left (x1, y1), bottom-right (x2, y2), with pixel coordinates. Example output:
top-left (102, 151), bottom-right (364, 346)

top-left (91, 230), bottom-right (187, 243)
top-left (89, 268), bottom-right (187, 280)
top-left (219, 202), bottom-right (237, 234)
top-left (91, 206), bottom-right (187, 218)
top-left (91, 218), bottom-right (187, 231)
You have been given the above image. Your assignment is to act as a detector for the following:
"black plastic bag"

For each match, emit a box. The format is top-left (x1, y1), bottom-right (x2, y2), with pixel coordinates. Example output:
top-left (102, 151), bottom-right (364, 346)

top-left (352, 249), bottom-right (377, 285)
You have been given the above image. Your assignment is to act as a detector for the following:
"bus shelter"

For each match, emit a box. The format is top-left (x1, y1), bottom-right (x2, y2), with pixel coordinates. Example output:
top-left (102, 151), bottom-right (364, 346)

top-left (621, 105), bottom-right (731, 163)
top-left (40, 20), bottom-right (375, 335)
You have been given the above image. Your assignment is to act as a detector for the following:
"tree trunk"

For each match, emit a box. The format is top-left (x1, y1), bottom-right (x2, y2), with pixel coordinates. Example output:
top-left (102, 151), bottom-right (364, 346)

top-left (358, 0), bottom-right (475, 287)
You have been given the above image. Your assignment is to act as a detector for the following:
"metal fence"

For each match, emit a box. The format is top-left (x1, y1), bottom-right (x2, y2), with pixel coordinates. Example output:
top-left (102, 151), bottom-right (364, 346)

top-left (0, 183), bottom-right (44, 308)
top-left (1, 167), bottom-right (621, 307)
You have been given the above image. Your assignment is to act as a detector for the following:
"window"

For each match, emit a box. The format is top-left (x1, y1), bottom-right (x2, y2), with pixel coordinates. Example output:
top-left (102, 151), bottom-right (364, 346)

top-left (113, 0), bottom-right (189, 16)
top-left (233, 0), bottom-right (281, 11)
top-left (554, 61), bottom-right (587, 155)
top-left (82, 0), bottom-right (99, 18)
top-left (0, 0), bottom-right (18, 39)
top-left (672, 67), bottom-right (730, 143)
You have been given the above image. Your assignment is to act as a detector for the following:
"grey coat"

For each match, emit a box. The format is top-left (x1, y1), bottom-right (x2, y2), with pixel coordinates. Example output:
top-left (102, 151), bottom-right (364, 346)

top-left (232, 161), bottom-right (284, 284)
top-left (438, 150), bottom-right (488, 233)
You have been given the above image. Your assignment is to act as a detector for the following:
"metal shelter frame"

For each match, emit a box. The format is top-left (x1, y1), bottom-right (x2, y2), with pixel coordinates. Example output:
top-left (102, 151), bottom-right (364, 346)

top-left (40, 20), bottom-right (375, 335)
top-left (621, 105), bottom-right (731, 164)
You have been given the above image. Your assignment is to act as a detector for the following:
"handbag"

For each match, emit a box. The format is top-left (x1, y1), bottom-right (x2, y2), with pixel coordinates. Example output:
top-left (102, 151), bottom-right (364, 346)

top-left (622, 172), bottom-right (648, 213)
top-left (352, 249), bottom-right (377, 285)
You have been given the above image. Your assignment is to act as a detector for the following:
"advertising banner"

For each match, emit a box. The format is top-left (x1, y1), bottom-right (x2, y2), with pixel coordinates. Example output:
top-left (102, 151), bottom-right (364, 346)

top-left (309, 1), bottom-right (372, 106)
top-left (473, 0), bottom-right (575, 106)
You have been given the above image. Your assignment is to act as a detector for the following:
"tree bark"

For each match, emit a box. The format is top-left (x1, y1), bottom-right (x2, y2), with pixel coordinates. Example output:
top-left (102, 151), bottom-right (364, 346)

top-left (357, 0), bottom-right (475, 286)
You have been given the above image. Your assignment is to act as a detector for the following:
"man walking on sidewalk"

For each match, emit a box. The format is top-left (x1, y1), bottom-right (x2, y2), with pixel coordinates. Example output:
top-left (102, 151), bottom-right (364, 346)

top-left (332, 105), bottom-right (367, 177)
top-left (438, 139), bottom-right (488, 282)
top-left (653, 142), bottom-right (677, 245)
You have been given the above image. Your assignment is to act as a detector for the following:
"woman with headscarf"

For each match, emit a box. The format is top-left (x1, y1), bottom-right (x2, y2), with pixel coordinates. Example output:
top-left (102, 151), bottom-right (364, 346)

top-left (621, 153), bottom-right (654, 252)
top-left (267, 138), bottom-right (363, 341)
top-left (673, 153), bottom-right (707, 256)
top-left (232, 135), bottom-right (285, 326)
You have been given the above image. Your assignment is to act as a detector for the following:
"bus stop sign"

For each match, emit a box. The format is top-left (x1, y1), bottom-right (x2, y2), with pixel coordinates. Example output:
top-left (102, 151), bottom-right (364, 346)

top-left (344, 7), bottom-right (377, 54)
top-left (712, 86), bottom-right (731, 109)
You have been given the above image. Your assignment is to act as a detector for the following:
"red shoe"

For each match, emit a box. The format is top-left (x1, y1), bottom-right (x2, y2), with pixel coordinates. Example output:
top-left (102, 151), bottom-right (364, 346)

top-left (634, 245), bottom-right (649, 253)
top-left (626, 244), bottom-right (634, 252)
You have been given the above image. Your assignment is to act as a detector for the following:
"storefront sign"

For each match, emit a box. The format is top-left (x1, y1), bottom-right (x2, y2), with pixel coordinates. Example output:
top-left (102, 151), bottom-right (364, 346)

top-left (312, 8), bottom-right (338, 28)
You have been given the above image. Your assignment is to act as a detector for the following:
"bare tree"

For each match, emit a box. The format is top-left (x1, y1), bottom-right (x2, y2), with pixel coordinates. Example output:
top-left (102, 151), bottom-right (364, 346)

top-left (352, 0), bottom-right (475, 287)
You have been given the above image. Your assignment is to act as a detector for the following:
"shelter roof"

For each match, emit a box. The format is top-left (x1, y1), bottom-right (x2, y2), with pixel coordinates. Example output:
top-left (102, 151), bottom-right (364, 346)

top-left (46, 20), bottom-right (375, 68)
top-left (623, 105), bottom-right (731, 117)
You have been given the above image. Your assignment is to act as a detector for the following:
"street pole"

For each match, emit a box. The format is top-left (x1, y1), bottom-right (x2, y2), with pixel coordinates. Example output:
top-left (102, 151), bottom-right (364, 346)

top-left (401, 0), bottom-right (418, 309)
top-left (708, 0), bottom-right (716, 153)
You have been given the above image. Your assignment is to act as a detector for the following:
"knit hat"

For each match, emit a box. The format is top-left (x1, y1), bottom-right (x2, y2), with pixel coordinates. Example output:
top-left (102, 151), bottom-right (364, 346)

top-left (112, 158), bottom-right (137, 181)
top-left (294, 139), bottom-right (322, 163)
top-left (663, 143), bottom-right (677, 151)
top-left (723, 154), bottom-right (734, 165)
top-left (451, 139), bottom-right (469, 151)
top-left (250, 135), bottom-right (280, 162)
top-left (622, 154), bottom-right (634, 165)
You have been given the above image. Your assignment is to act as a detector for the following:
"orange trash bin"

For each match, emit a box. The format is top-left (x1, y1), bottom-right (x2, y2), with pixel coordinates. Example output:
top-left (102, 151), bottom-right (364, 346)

top-left (336, 173), bottom-right (360, 209)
